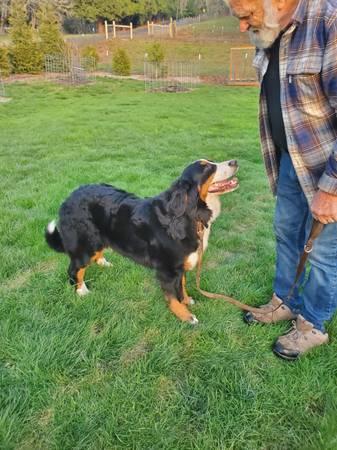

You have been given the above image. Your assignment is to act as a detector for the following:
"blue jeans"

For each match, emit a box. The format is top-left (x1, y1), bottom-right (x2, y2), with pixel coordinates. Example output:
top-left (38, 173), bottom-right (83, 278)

top-left (273, 151), bottom-right (337, 332)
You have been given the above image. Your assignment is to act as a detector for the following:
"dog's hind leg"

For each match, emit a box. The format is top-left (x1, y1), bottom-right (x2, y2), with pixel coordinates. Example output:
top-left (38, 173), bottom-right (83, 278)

top-left (68, 259), bottom-right (90, 296)
top-left (158, 270), bottom-right (198, 325)
top-left (92, 250), bottom-right (112, 267)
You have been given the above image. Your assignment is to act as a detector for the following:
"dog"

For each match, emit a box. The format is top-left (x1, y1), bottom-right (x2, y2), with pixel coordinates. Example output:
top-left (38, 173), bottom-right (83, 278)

top-left (45, 159), bottom-right (239, 324)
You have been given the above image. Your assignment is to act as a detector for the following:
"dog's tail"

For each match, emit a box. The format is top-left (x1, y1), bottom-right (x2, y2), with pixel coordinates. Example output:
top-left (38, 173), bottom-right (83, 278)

top-left (45, 220), bottom-right (65, 253)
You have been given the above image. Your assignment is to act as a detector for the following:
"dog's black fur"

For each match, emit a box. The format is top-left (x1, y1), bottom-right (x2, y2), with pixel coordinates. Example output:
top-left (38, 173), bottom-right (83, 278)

top-left (46, 161), bottom-right (216, 312)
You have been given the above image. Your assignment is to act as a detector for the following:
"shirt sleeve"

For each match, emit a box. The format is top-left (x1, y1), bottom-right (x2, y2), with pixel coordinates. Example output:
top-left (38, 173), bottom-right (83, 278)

top-left (318, 18), bottom-right (337, 194)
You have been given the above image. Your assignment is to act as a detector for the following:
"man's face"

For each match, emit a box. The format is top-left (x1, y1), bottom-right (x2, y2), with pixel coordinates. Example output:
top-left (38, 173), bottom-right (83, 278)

top-left (229, 0), bottom-right (282, 49)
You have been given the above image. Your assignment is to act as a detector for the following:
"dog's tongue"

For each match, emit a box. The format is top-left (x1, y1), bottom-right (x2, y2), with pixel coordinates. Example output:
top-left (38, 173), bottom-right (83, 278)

top-left (208, 177), bottom-right (238, 193)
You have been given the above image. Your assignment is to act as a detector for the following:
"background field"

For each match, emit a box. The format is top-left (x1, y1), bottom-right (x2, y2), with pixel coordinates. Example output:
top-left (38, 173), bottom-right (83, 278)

top-left (1, 16), bottom-right (253, 79)
top-left (1, 79), bottom-right (337, 450)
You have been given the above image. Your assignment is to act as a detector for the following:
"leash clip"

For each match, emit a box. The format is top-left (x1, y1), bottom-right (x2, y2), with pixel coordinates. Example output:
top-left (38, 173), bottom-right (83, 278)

top-left (304, 242), bottom-right (313, 253)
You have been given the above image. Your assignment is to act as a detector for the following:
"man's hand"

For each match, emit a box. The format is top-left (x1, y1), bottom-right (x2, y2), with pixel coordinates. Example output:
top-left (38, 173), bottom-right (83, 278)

top-left (311, 190), bottom-right (337, 224)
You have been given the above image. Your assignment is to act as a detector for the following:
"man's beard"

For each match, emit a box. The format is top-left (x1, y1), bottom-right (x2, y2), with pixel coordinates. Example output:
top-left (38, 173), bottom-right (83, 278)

top-left (248, 3), bottom-right (282, 49)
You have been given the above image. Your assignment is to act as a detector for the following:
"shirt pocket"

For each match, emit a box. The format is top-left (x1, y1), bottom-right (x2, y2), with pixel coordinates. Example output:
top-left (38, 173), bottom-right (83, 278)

top-left (286, 55), bottom-right (327, 117)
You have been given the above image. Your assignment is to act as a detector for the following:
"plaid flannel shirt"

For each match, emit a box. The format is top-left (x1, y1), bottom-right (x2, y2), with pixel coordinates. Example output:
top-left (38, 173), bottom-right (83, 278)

top-left (253, 0), bottom-right (337, 203)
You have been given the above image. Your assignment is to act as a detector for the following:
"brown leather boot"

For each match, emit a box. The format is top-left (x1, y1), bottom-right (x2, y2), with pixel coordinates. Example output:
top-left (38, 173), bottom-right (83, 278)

top-left (244, 293), bottom-right (297, 324)
top-left (273, 315), bottom-right (329, 360)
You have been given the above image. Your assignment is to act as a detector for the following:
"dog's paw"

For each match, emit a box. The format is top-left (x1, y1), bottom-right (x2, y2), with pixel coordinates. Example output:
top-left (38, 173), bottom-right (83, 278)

top-left (97, 258), bottom-right (112, 267)
top-left (183, 296), bottom-right (195, 305)
top-left (76, 283), bottom-right (90, 296)
top-left (189, 314), bottom-right (199, 325)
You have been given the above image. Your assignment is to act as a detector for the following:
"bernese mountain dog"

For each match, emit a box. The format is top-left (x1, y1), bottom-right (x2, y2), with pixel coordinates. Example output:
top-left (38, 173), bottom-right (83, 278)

top-left (45, 159), bottom-right (239, 324)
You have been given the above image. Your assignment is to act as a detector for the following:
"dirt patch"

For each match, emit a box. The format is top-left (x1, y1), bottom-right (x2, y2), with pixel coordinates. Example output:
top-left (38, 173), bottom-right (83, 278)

top-left (3, 259), bottom-right (58, 290)
top-left (119, 337), bottom-right (153, 367)
top-left (2, 73), bottom-right (48, 84)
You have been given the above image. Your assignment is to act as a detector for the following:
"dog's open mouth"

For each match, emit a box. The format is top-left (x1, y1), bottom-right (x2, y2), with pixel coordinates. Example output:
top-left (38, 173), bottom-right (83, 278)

top-left (208, 176), bottom-right (239, 194)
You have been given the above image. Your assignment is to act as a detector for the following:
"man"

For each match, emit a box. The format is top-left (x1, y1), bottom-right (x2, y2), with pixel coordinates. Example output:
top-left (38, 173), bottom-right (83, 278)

top-left (226, 0), bottom-right (337, 360)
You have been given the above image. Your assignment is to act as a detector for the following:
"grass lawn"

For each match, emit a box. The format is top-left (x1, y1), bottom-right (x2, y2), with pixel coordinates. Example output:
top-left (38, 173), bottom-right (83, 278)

top-left (0, 79), bottom-right (336, 450)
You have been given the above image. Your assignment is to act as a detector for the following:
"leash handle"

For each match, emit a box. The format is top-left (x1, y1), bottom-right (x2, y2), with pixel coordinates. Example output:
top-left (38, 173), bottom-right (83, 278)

top-left (286, 219), bottom-right (325, 301)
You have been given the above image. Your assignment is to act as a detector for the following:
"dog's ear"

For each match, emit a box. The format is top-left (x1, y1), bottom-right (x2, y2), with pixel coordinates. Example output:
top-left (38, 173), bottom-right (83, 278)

top-left (186, 185), bottom-right (212, 229)
top-left (167, 186), bottom-right (188, 218)
top-left (155, 182), bottom-right (190, 240)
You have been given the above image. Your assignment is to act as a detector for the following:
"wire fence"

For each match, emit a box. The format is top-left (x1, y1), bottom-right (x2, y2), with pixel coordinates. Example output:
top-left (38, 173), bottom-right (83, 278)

top-left (0, 70), bottom-right (11, 102)
top-left (229, 47), bottom-right (256, 82)
top-left (45, 54), bottom-right (97, 85)
top-left (0, 71), bottom-right (5, 96)
top-left (144, 61), bottom-right (200, 93)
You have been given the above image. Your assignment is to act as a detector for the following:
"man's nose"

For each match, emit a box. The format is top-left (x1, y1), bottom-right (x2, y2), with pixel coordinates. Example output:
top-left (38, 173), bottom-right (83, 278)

top-left (239, 20), bottom-right (250, 32)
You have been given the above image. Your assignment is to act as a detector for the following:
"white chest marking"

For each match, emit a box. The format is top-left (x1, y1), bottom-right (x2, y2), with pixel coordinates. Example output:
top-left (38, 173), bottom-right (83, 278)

top-left (186, 251), bottom-right (199, 270)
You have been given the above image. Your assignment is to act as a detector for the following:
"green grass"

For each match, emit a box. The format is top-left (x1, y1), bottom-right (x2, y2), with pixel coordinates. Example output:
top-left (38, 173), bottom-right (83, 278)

top-left (179, 16), bottom-right (241, 36)
top-left (0, 79), bottom-right (337, 450)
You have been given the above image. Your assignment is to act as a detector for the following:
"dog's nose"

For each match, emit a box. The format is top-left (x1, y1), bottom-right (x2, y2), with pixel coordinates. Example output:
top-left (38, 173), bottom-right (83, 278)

top-left (228, 159), bottom-right (238, 167)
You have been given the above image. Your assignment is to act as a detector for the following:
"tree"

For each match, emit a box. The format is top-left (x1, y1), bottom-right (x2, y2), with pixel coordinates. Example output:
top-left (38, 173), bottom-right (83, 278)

top-left (185, 0), bottom-right (203, 16)
top-left (112, 48), bottom-right (131, 75)
top-left (26, 0), bottom-right (39, 28)
top-left (53, 0), bottom-right (74, 18)
top-left (0, 45), bottom-right (11, 75)
top-left (74, 0), bottom-right (128, 21)
top-left (9, 0), bottom-right (43, 73)
top-left (147, 42), bottom-right (164, 63)
top-left (38, 2), bottom-right (65, 57)
top-left (0, 0), bottom-right (10, 32)
top-left (205, 0), bottom-right (228, 15)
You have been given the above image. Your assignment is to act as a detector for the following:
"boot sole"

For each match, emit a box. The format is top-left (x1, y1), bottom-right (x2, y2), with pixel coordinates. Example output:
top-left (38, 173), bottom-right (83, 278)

top-left (273, 347), bottom-right (299, 361)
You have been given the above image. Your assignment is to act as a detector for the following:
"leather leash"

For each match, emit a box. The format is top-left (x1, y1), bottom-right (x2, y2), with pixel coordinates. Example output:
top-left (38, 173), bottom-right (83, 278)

top-left (285, 219), bottom-right (325, 301)
top-left (195, 219), bottom-right (324, 314)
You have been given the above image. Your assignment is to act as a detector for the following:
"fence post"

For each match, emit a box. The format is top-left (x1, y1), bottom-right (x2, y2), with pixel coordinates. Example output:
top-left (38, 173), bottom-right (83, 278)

top-left (151, 21), bottom-right (154, 35)
top-left (147, 20), bottom-right (150, 35)
top-left (113, 20), bottom-right (116, 38)
top-left (104, 20), bottom-right (108, 40)
top-left (169, 17), bottom-right (173, 38)
top-left (174, 20), bottom-right (177, 37)
top-left (130, 22), bottom-right (133, 40)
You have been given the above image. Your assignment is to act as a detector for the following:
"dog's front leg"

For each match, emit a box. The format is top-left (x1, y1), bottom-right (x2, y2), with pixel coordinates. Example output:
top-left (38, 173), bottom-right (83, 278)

top-left (158, 270), bottom-right (198, 325)
top-left (181, 273), bottom-right (195, 305)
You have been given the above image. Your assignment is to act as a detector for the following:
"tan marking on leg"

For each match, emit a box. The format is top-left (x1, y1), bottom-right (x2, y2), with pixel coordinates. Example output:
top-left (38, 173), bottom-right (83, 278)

top-left (76, 266), bottom-right (90, 296)
top-left (181, 274), bottom-right (194, 305)
top-left (76, 267), bottom-right (86, 289)
top-left (91, 250), bottom-right (112, 267)
top-left (91, 251), bottom-right (104, 263)
top-left (166, 296), bottom-right (198, 324)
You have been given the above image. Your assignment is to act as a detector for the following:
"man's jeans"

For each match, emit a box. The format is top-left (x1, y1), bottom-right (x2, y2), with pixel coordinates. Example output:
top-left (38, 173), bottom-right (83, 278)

top-left (273, 151), bottom-right (337, 332)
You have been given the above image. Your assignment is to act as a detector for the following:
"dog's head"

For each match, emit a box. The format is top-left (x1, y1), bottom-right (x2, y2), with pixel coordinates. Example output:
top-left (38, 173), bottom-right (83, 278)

top-left (181, 159), bottom-right (239, 200)
top-left (155, 159), bottom-right (239, 240)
